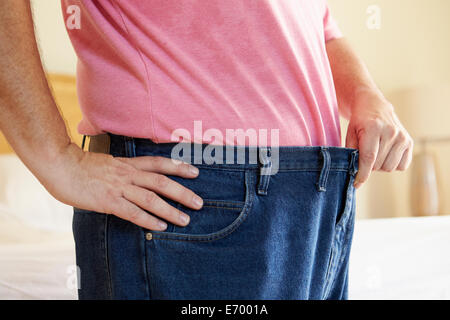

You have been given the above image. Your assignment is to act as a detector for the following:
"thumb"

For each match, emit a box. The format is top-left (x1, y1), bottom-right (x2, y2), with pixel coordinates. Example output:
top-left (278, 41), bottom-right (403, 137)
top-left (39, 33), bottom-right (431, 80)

top-left (345, 124), bottom-right (359, 149)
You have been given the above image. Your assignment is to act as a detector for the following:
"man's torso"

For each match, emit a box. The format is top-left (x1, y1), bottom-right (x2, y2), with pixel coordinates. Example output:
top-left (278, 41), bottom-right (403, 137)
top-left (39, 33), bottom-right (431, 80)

top-left (62, 0), bottom-right (342, 146)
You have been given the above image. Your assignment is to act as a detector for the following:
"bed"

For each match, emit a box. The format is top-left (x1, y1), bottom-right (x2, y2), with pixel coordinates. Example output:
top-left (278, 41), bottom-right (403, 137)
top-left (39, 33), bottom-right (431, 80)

top-left (0, 154), bottom-right (449, 300)
top-left (0, 154), bottom-right (77, 299)
top-left (0, 214), bottom-right (76, 299)
top-left (350, 215), bottom-right (450, 299)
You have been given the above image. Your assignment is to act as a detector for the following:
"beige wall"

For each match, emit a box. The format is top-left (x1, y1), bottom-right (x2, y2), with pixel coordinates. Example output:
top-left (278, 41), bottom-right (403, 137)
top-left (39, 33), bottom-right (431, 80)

top-left (31, 1), bottom-right (450, 219)
top-left (329, 0), bottom-right (450, 92)
top-left (31, 0), bottom-right (76, 75)
top-left (329, 0), bottom-right (450, 218)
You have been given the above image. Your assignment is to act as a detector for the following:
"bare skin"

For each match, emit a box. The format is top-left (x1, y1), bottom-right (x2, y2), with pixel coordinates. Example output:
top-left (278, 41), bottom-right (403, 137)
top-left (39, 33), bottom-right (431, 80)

top-left (0, 2), bottom-right (412, 231)
top-left (326, 38), bottom-right (414, 189)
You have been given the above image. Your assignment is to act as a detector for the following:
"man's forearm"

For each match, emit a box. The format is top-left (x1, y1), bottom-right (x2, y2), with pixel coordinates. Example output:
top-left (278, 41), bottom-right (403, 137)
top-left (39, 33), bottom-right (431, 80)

top-left (326, 37), bottom-right (387, 120)
top-left (0, 0), bottom-right (76, 183)
top-left (326, 37), bottom-right (413, 187)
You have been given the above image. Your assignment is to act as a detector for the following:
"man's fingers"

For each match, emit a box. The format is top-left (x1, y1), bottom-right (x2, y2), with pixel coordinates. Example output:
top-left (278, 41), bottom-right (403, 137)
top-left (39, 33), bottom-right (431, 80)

top-left (396, 147), bottom-right (413, 171)
top-left (112, 197), bottom-right (169, 231)
top-left (380, 138), bottom-right (410, 172)
top-left (372, 129), bottom-right (397, 171)
top-left (345, 125), bottom-right (358, 149)
top-left (131, 171), bottom-right (203, 210)
top-left (354, 128), bottom-right (380, 189)
top-left (118, 156), bottom-right (199, 178)
top-left (122, 185), bottom-right (191, 227)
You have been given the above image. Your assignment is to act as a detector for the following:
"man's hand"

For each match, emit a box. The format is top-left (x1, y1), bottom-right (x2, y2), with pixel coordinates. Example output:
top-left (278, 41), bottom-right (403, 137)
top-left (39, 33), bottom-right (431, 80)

top-left (345, 89), bottom-right (414, 189)
top-left (326, 38), bottom-right (414, 189)
top-left (46, 143), bottom-right (202, 231)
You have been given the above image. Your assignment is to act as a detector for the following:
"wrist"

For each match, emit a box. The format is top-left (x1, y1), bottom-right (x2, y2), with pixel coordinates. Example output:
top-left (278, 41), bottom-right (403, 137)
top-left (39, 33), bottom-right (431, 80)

top-left (350, 86), bottom-right (392, 114)
top-left (35, 142), bottom-right (84, 190)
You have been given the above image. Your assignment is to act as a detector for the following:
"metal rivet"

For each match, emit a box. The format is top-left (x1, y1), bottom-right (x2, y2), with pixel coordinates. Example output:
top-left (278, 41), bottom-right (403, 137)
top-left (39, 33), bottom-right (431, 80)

top-left (146, 233), bottom-right (153, 241)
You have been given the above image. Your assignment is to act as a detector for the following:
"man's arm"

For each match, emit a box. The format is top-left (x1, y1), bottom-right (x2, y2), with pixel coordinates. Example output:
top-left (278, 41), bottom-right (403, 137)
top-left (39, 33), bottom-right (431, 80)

top-left (0, 0), bottom-right (201, 230)
top-left (0, 0), bottom-right (72, 178)
top-left (326, 37), bottom-right (414, 189)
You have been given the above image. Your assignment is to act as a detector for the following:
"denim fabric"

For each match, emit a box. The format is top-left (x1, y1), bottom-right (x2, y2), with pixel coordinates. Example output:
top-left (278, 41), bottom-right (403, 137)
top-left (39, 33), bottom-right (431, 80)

top-left (73, 134), bottom-right (359, 300)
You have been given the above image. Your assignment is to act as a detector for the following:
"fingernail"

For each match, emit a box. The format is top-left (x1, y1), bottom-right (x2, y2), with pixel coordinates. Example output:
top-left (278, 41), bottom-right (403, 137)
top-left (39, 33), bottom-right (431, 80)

top-left (158, 221), bottom-right (167, 230)
top-left (180, 214), bottom-right (190, 225)
top-left (193, 195), bottom-right (203, 208)
top-left (190, 166), bottom-right (199, 176)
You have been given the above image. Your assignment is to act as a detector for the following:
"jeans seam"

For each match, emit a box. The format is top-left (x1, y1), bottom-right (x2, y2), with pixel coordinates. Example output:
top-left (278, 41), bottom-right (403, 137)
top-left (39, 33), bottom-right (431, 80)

top-left (323, 240), bottom-right (338, 299)
top-left (336, 175), bottom-right (356, 229)
top-left (323, 239), bottom-right (341, 299)
top-left (104, 214), bottom-right (113, 299)
top-left (201, 199), bottom-right (245, 206)
top-left (143, 231), bottom-right (152, 299)
top-left (323, 173), bottom-right (356, 299)
top-left (324, 215), bottom-right (355, 300)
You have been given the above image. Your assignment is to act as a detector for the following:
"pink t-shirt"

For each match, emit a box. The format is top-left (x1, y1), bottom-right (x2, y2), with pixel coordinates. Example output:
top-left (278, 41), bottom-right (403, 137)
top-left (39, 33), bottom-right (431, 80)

top-left (62, 0), bottom-right (343, 146)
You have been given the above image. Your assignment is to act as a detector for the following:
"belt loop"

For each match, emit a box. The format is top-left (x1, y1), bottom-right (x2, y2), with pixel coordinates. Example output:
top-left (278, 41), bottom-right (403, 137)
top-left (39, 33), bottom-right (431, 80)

top-left (316, 146), bottom-right (331, 192)
top-left (349, 149), bottom-right (359, 177)
top-left (257, 147), bottom-right (272, 196)
top-left (124, 136), bottom-right (136, 158)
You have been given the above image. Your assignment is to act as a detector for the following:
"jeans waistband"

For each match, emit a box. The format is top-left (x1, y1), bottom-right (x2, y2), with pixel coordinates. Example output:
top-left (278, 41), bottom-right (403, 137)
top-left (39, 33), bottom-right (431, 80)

top-left (106, 133), bottom-right (357, 170)
top-left (87, 133), bottom-right (359, 195)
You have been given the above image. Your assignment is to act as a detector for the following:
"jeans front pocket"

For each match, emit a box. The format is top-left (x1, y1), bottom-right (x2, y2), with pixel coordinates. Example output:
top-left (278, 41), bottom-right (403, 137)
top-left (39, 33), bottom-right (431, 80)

top-left (173, 199), bottom-right (245, 234)
top-left (148, 170), bottom-right (254, 242)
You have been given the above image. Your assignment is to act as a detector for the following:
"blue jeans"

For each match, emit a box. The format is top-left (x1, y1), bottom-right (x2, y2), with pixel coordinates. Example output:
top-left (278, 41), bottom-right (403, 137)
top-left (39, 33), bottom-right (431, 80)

top-left (73, 134), bottom-right (359, 300)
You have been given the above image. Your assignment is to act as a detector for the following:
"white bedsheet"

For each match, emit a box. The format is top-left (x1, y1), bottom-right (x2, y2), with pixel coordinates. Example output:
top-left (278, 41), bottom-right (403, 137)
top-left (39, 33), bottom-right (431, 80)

top-left (0, 213), bottom-right (449, 300)
top-left (349, 215), bottom-right (450, 300)
top-left (0, 215), bottom-right (77, 300)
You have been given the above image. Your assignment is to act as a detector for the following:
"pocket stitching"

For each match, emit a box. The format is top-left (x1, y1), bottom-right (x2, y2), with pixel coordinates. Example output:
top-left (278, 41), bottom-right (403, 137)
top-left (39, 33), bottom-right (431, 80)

top-left (322, 172), bottom-right (356, 299)
top-left (335, 174), bottom-right (356, 228)
top-left (150, 171), bottom-right (254, 242)
top-left (201, 205), bottom-right (243, 210)
top-left (193, 199), bottom-right (245, 210)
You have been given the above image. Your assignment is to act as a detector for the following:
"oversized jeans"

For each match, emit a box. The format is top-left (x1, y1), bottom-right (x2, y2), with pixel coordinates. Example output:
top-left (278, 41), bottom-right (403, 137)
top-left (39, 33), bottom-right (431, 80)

top-left (73, 133), bottom-right (359, 300)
